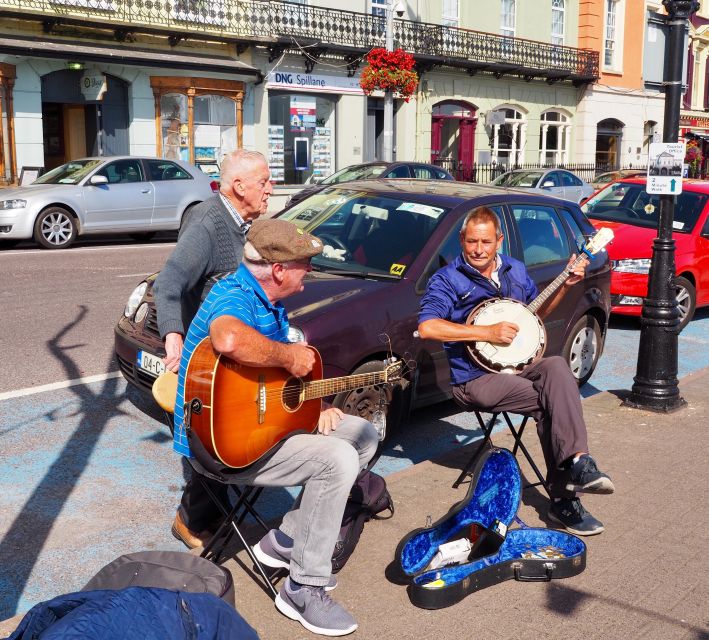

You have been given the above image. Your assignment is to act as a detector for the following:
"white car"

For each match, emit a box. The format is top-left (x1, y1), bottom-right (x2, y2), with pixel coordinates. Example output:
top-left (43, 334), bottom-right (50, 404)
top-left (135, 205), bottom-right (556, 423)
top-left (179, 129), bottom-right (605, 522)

top-left (492, 168), bottom-right (595, 204)
top-left (0, 156), bottom-right (219, 249)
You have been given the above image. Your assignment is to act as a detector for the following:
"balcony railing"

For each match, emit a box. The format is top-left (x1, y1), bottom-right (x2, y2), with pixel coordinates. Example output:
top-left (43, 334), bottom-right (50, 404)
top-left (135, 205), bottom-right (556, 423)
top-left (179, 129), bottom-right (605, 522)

top-left (0, 0), bottom-right (599, 82)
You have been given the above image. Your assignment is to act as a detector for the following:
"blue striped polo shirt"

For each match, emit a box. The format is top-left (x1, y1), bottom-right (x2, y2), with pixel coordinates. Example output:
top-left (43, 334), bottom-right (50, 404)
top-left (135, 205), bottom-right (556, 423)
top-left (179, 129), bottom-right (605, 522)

top-left (173, 264), bottom-right (290, 457)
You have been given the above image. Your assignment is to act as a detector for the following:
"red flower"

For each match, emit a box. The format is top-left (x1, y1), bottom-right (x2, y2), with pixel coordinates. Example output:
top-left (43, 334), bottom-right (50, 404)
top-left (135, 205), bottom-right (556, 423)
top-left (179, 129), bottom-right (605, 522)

top-left (359, 48), bottom-right (419, 101)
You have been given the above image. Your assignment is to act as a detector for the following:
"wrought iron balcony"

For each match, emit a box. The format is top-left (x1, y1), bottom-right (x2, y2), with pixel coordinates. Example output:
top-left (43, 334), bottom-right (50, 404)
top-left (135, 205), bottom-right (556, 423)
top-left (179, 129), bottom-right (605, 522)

top-left (0, 0), bottom-right (599, 83)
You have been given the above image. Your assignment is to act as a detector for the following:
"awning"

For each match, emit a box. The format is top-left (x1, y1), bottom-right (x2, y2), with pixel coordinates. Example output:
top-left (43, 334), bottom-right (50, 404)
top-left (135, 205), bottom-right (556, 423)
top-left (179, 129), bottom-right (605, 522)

top-left (0, 35), bottom-right (262, 79)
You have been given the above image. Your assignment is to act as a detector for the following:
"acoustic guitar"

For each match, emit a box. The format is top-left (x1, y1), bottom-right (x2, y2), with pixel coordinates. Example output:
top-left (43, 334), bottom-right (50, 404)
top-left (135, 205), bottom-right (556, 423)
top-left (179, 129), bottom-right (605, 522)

top-left (183, 337), bottom-right (403, 468)
top-left (466, 227), bottom-right (614, 375)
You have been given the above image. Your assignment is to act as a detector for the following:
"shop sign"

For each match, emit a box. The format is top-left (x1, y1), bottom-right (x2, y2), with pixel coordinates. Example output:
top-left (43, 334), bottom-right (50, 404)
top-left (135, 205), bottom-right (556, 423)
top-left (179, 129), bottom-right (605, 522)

top-left (80, 72), bottom-right (107, 101)
top-left (290, 96), bottom-right (317, 132)
top-left (267, 70), bottom-right (363, 95)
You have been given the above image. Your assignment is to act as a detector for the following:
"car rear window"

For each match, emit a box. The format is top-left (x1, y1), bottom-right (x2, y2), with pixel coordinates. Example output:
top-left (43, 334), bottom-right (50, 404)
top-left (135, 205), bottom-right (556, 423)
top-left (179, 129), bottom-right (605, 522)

top-left (582, 183), bottom-right (708, 233)
top-left (279, 188), bottom-right (450, 278)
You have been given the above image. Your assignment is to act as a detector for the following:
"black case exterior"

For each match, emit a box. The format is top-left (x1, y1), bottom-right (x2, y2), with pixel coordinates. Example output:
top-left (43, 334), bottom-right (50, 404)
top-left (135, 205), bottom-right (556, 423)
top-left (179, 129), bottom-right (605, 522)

top-left (83, 550), bottom-right (235, 607)
top-left (397, 448), bottom-right (586, 610)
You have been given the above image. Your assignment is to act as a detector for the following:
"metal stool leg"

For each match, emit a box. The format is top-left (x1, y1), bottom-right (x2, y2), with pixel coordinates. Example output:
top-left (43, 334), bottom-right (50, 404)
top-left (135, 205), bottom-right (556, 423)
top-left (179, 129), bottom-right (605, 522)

top-left (504, 414), bottom-right (550, 497)
top-left (452, 412), bottom-right (499, 488)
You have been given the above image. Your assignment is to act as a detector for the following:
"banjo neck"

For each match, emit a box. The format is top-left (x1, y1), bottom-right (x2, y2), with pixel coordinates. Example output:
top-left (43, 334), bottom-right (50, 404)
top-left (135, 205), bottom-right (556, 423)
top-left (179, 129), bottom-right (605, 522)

top-left (525, 253), bottom-right (586, 315)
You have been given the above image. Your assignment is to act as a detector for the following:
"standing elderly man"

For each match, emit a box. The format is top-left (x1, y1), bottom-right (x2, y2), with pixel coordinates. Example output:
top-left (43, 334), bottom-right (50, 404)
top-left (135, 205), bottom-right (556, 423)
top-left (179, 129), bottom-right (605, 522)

top-left (153, 149), bottom-right (272, 548)
top-left (173, 218), bottom-right (379, 636)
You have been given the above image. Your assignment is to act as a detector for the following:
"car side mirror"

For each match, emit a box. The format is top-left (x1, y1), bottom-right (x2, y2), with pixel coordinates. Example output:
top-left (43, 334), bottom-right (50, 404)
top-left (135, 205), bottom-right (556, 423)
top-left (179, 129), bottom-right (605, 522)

top-left (310, 176), bottom-right (322, 185)
top-left (541, 180), bottom-right (555, 188)
top-left (88, 174), bottom-right (108, 185)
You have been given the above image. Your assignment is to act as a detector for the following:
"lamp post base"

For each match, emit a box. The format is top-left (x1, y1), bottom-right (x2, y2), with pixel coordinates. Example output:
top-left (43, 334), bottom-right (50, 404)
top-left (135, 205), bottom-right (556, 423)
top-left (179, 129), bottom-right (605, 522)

top-left (622, 386), bottom-right (687, 413)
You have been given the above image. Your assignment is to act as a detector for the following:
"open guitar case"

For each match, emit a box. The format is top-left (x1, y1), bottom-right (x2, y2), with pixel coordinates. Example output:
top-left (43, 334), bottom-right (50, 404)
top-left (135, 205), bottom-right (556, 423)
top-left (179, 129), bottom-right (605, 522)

top-left (395, 447), bottom-right (587, 609)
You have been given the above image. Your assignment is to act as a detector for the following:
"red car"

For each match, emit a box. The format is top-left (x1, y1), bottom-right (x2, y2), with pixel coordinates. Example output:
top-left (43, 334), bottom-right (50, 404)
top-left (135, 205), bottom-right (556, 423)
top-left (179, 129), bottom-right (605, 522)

top-left (582, 178), bottom-right (709, 330)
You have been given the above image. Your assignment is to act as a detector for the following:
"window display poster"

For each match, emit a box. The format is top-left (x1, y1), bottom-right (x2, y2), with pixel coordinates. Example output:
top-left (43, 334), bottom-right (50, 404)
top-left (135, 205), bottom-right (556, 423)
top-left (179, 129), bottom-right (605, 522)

top-left (294, 137), bottom-right (309, 170)
top-left (290, 96), bottom-right (317, 132)
top-left (268, 125), bottom-right (285, 183)
top-left (311, 127), bottom-right (332, 179)
top-left (195, 124), bottom-right (221, 148)
top-left (195, 147), bottom-right (217, 162)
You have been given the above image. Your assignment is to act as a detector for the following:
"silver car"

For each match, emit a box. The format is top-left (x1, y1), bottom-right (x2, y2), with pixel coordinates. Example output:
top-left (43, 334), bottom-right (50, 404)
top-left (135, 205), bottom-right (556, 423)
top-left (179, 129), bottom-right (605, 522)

top-left (0, 156), bottom-right (219, 249)
top-left (492, 168), bottom-right (595, 204)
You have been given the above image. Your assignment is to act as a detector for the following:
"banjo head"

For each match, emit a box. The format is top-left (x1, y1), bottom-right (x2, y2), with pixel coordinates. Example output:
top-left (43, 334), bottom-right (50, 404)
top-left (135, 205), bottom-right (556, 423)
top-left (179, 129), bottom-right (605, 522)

top-left (465, 298), bottom-right (546, 374)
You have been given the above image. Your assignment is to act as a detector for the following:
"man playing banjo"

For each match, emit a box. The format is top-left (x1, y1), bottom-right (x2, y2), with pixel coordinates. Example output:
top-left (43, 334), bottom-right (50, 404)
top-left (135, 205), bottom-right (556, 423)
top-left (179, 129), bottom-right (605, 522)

top-left (417, 206), bottom-right (614, 536)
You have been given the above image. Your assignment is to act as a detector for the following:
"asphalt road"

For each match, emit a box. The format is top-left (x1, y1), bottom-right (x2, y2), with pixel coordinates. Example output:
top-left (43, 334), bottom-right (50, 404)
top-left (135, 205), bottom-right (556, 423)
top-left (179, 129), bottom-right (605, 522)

top-left (0, 236), bottom-right (176, 393)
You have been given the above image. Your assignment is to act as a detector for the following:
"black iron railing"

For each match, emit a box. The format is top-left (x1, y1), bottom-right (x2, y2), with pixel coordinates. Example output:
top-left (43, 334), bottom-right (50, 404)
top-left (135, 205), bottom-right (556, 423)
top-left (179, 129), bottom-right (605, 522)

top-left (0, 0), bottom-right (599, 81)
top-left (433, 160), bottom-right (642, 184)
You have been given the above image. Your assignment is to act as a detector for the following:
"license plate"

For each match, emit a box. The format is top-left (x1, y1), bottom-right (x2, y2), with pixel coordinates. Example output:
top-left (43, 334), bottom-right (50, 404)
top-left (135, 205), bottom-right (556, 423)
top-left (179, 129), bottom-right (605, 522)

top-left (137, 350), bottom-right (165, 377)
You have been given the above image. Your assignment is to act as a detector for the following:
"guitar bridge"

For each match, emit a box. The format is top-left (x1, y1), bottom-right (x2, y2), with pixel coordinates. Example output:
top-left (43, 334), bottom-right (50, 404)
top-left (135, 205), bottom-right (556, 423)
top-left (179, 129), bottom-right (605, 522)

top-left (257, 375), bottom-right (266, 424)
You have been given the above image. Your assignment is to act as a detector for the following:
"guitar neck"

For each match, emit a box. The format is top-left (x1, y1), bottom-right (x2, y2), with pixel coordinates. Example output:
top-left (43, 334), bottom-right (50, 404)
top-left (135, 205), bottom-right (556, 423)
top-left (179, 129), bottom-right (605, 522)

top-left (303, 370), bottom-right (389, 400)
top-left (526, 253), bottom-right (586, 315)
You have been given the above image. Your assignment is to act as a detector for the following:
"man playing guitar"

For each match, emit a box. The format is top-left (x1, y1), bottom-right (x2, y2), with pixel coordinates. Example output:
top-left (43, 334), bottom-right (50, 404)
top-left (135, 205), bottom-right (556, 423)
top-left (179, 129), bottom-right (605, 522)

top-left (418, 206), bottom-right (614, 536)
top-left (172, 218), bottom-right (378, 637)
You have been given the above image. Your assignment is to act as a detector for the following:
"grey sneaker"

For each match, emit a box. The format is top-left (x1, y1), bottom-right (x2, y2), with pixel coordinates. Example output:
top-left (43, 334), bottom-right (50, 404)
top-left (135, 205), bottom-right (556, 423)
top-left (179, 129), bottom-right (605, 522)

top-left (548, 498), bottom-right (604, 536)
top-left (275, 578), bottom-right (357, 637)
top-left (566, 454), bottom-right (615, 494)
top-left (254, 529), bottom-right (337, 591)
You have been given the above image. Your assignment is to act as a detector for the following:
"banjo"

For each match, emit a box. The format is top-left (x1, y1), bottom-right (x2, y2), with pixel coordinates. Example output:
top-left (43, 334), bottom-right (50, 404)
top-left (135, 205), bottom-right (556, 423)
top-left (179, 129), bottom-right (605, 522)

top-left (466, 227), bottom-right (614, 375)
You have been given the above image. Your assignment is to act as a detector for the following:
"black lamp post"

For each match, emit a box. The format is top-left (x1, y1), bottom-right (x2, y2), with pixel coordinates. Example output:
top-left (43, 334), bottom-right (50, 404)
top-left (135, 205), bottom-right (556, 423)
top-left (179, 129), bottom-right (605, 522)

top-left (624, 0), bottom-right (699, 412)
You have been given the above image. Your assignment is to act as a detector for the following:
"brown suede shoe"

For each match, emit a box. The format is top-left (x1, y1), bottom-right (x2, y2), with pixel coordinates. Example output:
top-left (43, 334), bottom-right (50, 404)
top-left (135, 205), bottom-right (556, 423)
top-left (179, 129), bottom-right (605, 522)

top-left (171, 511), bottom-right (213, 549)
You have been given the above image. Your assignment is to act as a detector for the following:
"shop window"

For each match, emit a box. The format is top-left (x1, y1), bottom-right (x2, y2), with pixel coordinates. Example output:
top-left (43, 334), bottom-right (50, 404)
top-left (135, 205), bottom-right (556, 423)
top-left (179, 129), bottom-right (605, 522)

top-left (268, 92), bottom-right (336, 185)
top-left (194, 94), bottom-right (237, 164)
top-left (151, 77), bottom-right (244, 167)
top-left (160, 93), bottom-right (188, 162)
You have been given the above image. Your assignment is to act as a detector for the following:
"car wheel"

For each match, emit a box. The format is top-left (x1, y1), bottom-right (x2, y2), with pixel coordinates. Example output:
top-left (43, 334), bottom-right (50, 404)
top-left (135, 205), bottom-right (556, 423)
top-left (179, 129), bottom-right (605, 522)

top-left (33, 207), bottom-right (77, 249)
top-left (332, 360), bottom-right (410, 443)
top-left (562, 315), bottom-right (601, 387)
top-left (675, 276), bottom-right (696, 332)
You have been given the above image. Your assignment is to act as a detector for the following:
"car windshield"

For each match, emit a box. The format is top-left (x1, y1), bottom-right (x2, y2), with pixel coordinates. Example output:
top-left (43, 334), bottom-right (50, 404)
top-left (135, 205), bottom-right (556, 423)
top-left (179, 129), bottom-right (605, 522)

top-left (321, 164), bottom-right (388, 185)
top-left (582, 182), bottom-right (708, 233)
top-left (493, 171), bottom-right (544, 188)
top-left (278, 188), bottom-right (450, 278)
top-left (32, 159), bottom-right (103, 185)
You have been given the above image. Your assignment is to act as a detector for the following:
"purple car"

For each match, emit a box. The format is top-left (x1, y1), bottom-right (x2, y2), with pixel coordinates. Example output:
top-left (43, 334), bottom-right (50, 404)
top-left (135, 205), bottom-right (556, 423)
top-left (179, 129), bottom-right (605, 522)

top-left (115, 179), bottom-right (610, 438)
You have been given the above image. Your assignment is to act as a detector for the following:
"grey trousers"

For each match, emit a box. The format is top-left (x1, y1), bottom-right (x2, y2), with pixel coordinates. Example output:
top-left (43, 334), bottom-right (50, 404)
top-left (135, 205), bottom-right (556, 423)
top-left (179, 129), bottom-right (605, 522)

top-left (452, 356), bottom-right (589, 499)
top-left (232, 415), bottom-right (379, 586)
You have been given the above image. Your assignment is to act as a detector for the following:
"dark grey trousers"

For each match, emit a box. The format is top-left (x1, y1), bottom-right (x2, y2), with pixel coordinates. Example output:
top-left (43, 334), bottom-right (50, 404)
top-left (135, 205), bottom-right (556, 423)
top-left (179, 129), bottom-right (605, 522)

top-left (452, 356), bottom-right (589, 499)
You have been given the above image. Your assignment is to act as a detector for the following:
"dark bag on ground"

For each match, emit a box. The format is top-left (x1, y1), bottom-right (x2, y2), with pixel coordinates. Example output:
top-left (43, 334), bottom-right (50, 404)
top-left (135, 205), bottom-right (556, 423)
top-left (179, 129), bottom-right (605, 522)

top-left (396, 447), bottom-right (586, 609)
top-left (332, 468), bottom-right (394, 573)
top-left (82, 550), bottom-right (235, 607)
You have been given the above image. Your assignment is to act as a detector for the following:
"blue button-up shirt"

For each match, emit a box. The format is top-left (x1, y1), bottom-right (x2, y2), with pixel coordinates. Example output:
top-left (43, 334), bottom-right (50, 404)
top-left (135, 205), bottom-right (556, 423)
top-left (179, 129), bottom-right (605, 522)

top-left (173, 264), bottom-right (289, 457)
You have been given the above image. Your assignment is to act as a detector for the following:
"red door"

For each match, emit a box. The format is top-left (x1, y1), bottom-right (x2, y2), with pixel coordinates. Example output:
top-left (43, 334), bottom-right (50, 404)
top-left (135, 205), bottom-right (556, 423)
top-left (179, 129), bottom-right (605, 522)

top-left (430, 117), bottom-right (443, 163)
top-left (458, 118), bottom-right (477, 181)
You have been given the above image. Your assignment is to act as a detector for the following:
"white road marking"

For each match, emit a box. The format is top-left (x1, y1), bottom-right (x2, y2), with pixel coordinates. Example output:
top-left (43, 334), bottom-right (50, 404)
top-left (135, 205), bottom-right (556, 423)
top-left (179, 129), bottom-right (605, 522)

top-left (117, 273), bottom-right (153, 278)
top-left (0, 372), bottom-right (125, 401)
top-left (0, 243), bottom-right (175, 257)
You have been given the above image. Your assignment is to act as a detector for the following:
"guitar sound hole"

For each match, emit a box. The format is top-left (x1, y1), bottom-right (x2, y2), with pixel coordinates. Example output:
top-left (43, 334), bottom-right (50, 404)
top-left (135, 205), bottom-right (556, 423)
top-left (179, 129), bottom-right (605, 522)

top-left (282, 378), bottom-right (304, 412)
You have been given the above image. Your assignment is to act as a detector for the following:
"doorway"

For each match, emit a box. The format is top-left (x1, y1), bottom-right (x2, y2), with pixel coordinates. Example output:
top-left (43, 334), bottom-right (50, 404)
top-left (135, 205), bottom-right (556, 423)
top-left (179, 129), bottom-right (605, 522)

top-left (596, 118), bottom-right (624, 171)
top-left (430, 100), bottom-right (477, 180)
top-left (41, 70), bottom-right (129, 170)
top-left (365, 97), bottom-right (399, 162)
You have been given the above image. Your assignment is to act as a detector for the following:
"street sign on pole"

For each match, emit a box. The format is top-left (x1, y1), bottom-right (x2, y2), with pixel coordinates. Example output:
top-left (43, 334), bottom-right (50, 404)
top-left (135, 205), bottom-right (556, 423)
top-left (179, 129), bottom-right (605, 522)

top-left (646, 142), bottom-right (685, 194)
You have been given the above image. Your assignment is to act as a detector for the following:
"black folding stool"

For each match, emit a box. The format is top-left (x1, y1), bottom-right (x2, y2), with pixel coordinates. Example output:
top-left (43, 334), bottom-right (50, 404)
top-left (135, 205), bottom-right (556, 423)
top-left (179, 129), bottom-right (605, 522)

top-left (452, 410), bottom-right (550, 497)
top-left (153, 373), bottom-right (279, 600)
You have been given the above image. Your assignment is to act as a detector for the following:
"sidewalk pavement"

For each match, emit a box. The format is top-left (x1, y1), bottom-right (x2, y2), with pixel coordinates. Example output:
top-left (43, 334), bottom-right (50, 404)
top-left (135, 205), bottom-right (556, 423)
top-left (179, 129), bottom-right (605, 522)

top-left (2, 369), bottom-right (708, 639)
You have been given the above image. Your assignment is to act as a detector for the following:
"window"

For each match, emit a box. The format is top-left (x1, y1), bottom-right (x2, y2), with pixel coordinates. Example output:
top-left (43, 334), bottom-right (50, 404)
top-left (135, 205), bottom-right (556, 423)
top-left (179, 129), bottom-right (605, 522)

top-left (489, 107), bottom-right (526, 166)
top-left (501, 0), bottom-right (516, 38)
top-left (561, 171), bottom-right (582, 187)
top-left (386, 165), bottom-right (411, 178)
top-left (370, 0), bottom-right (386, 17)
top-left (268, 93), bottom-right (336, 185)
top-left (193, 94), bottom-right (237, 164)
top-left (97, 159), bottom-right (144, 184)
top-left (443, 0), bottom-right (459, 27)
top-left (160, 94), bottom-right (188, 162)
top-left (512, 205), bottom-right (568, 266)
top-left (146, 160), bottom-right (191, 181)
top-left (604, 0), bottom-right (624, 71)
top-left (539, 110), bottom-right (570, 165)
top-left (551, 0), bottom-right (565, 46)
top-left (558, 208), bottom-right (587, 249)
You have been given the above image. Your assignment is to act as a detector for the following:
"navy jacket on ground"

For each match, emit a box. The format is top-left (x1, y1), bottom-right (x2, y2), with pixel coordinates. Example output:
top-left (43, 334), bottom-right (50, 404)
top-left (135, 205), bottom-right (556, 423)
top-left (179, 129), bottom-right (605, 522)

top-left (6, 587), bottom-right (259, 640)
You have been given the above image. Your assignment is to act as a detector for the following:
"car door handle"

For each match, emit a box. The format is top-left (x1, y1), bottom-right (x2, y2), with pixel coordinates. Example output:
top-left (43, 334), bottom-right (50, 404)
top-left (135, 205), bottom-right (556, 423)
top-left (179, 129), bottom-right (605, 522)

top-left (141, 189), bottom-right (151, 194)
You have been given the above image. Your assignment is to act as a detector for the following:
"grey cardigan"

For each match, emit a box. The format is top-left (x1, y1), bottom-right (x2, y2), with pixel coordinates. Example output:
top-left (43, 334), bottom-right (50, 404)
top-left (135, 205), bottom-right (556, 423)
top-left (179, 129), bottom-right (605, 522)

top-left (154, 195), bottom-right (248, 339)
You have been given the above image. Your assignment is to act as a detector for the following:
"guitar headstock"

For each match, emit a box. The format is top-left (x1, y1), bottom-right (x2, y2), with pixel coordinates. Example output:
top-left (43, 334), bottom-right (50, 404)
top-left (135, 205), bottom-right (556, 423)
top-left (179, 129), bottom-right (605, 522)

top-left (583, 227), bottom-right (614, 256)
top-left (382, 358), bottom-right (404, 384)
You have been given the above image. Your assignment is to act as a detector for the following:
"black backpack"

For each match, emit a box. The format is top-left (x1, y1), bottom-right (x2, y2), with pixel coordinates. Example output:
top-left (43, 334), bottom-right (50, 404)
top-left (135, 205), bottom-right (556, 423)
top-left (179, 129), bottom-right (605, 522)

top-left (332, 469), bottom-right (394, 573)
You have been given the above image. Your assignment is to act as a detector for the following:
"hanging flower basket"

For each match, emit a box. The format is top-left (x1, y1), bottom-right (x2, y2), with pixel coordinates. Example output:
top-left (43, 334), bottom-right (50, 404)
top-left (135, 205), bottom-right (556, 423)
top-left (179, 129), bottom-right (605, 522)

top-left (359, 47), bottom-right (419, 102)
top-left (685, 139), bottom-right (703, 178)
